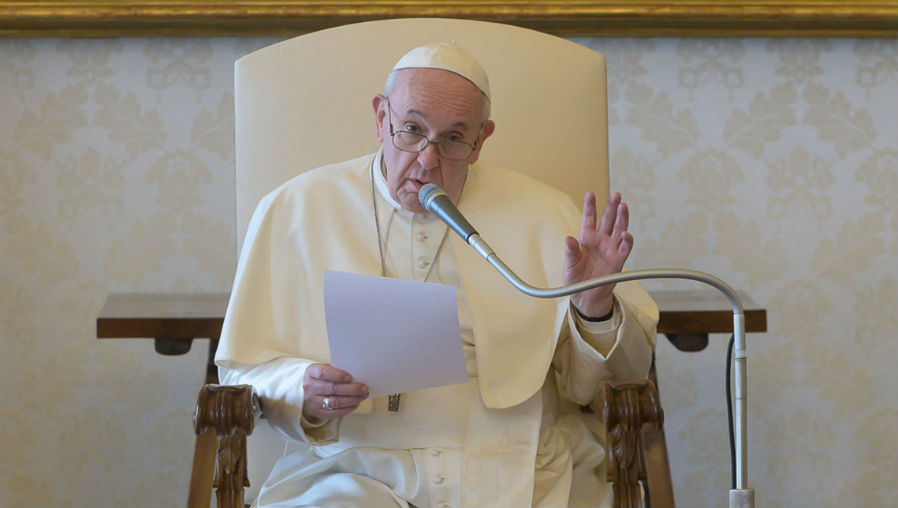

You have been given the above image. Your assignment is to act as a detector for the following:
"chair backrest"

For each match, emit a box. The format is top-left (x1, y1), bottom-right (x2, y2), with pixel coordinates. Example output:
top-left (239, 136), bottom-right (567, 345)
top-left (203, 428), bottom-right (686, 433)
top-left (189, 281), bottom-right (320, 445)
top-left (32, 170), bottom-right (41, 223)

top-left (234, 17), bottom-right (610, 501)
top-left (235, 17), bottom-right (609, 248)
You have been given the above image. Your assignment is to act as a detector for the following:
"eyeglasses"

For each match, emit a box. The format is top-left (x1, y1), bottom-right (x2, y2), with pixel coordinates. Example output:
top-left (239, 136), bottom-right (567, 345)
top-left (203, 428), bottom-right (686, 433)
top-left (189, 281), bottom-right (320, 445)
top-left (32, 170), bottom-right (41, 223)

top-left (386, 98), bottom-right (481, 161)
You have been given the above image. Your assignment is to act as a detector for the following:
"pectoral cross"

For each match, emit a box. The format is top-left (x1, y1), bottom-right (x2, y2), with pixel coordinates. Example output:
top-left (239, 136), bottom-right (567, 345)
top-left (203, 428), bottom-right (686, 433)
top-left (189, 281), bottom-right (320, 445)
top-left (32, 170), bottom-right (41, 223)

top-left (388, 393), bottom-right (401, 412)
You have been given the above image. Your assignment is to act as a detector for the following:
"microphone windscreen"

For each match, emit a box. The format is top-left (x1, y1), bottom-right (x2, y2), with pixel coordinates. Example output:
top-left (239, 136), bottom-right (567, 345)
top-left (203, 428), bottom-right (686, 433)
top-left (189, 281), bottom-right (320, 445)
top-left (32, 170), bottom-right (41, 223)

top-left (418, 183), bottom-right (447, 211)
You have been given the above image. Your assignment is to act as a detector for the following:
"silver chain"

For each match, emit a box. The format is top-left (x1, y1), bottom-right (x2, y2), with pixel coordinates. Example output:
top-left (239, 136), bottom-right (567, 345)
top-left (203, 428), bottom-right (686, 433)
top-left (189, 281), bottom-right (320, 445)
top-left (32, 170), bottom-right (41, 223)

top-left (369, 157), bottom-right (467, 412)
top-left (370, 158), bottom-right (450, 282)
top-left (370, 157), bottom-right (460, 413)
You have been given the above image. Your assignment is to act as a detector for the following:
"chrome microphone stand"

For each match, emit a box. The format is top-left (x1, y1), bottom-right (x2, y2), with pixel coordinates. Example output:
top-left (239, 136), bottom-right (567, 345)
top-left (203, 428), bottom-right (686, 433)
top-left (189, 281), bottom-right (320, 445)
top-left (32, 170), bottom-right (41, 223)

top-left (470, 235), bottom-right (754, 507)
top-left (419, 184), bottom-right (755, 507)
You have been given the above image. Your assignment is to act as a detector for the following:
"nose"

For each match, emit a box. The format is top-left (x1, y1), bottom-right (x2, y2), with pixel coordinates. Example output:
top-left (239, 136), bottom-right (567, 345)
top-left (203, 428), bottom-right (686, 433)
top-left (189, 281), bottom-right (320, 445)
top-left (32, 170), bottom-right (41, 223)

top-left (416, 141), bottom-right (441, 170)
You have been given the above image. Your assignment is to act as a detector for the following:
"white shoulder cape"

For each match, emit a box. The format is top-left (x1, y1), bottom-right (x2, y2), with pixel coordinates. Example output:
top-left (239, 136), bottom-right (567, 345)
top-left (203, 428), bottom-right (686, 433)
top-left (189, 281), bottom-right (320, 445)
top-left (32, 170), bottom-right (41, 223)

top-left (216, 153), bottom-right (658, 408)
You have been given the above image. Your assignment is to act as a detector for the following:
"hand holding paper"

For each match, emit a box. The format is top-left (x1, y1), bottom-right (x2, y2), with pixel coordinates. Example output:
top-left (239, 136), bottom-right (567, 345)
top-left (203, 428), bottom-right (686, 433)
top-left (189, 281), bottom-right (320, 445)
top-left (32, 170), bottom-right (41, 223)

top-left (323, 270), bottom-right (468, 398)
top-left (301, 363), bottom-right (370, 420)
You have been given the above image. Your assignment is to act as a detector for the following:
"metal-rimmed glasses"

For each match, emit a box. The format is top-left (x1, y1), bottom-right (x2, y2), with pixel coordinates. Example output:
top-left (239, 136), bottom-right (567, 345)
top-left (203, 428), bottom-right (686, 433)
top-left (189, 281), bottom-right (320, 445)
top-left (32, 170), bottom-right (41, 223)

top-left (386, 97), bottom-right (482, 161)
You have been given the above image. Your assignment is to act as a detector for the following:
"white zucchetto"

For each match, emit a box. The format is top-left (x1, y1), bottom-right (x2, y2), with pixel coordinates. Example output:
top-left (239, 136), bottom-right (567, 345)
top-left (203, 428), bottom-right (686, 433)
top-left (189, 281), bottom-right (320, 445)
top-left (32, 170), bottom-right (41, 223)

top-left (391, 42), bottom-right (491, 101)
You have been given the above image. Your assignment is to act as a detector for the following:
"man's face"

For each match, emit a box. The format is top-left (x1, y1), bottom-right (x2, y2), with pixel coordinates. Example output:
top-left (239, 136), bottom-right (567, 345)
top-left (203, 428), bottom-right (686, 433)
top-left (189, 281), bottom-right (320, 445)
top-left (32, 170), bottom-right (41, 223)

top-left (373, 68), bottom-right (495, 214)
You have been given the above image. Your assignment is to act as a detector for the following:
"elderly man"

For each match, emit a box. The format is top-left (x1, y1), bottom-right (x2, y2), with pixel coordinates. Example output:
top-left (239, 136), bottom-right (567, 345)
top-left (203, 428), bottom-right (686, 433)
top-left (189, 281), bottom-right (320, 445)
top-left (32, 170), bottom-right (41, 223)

top-left (216, 42), bottom-right (657, 508)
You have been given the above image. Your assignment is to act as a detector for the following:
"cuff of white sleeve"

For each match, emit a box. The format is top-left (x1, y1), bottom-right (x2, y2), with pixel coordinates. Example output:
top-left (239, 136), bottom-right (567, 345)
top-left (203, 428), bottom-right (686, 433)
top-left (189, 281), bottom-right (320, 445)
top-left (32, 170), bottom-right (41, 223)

top-left (300, 413), bottom-right (329, 429)
top-left (569, 297), bottom-right (622, 358)
top-left (573, 302), bottom-right (619, 334)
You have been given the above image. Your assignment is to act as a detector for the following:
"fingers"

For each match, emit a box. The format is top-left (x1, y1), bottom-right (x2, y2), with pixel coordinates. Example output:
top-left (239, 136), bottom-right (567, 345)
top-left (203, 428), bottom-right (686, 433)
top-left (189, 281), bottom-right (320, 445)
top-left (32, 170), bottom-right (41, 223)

top-left (619, 231), bottom-right (634, 259)
top-left (305, 365), bottom-right (368, 397)
top-left (316, 394), bottom-right (367, 411)
top-left (308, 363), bottom-right (353, 383)
top-left (303, 363), bottom-right (369, 420)
top-left (308, 379), bottom-right (370, 397)
top-left (597, 192), bottom-right (621, 235)
top-left (612, 201), bottom-right (629, 240)
top-left (307, 394), bottom-right (365, 419)
top-left (563, 235), bottom-right (581, 263)
top-left (581, 192), bottom-right (598, 234)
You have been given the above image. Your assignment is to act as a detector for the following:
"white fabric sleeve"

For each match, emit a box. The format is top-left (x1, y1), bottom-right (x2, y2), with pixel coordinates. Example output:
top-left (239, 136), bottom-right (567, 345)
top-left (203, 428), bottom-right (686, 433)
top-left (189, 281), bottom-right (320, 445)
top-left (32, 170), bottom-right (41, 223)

top-left (571, 301), bottom-right (621, 357)
top-left (553, 286), bottom-right (657, 406)
top-left (218, 357), bottom-right (339, 445)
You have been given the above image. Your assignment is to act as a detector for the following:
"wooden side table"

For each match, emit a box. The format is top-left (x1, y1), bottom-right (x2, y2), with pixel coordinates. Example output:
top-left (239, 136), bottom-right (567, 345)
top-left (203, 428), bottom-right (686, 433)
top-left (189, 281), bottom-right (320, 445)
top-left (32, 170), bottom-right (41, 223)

top-left (96, 289), bottom-right (766, 507)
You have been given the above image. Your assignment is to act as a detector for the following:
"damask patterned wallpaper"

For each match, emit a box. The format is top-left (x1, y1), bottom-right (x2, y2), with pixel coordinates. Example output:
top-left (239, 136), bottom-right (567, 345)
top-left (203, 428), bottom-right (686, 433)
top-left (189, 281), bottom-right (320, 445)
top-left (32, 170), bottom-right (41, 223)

top-left (0, 36), bottom-right (895, 507)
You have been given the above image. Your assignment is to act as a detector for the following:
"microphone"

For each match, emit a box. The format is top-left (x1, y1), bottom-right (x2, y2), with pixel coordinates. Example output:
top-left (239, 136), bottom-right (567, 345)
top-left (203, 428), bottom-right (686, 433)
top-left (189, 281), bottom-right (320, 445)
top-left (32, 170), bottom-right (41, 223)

top-left (419, 183), bottom-right (496, 261)
top-left (419, 184), bottom-right (478, 242)
top-left (418, 182), bottom-right (754, 507)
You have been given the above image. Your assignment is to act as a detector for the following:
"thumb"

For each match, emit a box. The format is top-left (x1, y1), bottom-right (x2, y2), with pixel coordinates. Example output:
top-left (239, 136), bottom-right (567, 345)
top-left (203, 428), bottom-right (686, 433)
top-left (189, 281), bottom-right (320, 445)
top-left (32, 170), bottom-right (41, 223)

top-left (564, 236), bottom-right (581, 266)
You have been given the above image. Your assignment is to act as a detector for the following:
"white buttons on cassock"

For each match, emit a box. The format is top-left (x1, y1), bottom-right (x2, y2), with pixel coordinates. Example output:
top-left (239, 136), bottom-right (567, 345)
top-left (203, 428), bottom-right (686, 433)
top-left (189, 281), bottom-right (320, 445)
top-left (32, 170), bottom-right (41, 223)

top-left (417, 258), bottom-right (429, 269)
top-left (416, 232), bottom-right (428, 242)
top-left (422, 446), bottom-right (457, 508)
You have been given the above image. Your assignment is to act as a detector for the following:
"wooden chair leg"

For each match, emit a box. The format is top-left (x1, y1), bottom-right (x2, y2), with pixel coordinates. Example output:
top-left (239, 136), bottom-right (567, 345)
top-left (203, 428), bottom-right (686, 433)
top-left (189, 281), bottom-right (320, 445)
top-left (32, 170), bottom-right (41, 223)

top-left (187, 428), bottom-right (218, 508)
top-left (641, 426), bottom-right (674, 508)
top-left (194, 385), bottom-right (256, 508)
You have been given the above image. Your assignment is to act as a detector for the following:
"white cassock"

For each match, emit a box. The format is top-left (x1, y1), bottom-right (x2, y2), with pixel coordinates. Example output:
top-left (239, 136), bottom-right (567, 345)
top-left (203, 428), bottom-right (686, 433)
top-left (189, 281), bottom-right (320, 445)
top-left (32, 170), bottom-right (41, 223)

top-left (216, 149), bottom-right (659, 508)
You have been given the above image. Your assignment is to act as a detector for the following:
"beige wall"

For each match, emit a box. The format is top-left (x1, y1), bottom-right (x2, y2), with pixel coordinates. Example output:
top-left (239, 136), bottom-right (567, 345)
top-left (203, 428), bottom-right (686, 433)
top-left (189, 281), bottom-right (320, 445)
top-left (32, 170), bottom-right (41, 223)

top-left (1, 36), bottom-right (895, 507)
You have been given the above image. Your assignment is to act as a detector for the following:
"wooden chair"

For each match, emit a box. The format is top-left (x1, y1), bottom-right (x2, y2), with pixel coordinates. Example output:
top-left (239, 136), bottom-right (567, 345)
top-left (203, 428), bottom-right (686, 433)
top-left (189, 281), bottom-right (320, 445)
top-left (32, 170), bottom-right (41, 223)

top-left (196, 18), bottom-right (673, 508)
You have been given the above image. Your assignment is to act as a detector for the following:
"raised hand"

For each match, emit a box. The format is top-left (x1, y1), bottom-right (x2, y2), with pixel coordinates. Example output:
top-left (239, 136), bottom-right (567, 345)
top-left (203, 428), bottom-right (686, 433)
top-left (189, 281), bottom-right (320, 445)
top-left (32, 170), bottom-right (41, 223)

top-left (562, 192), bottom-right (633, 318)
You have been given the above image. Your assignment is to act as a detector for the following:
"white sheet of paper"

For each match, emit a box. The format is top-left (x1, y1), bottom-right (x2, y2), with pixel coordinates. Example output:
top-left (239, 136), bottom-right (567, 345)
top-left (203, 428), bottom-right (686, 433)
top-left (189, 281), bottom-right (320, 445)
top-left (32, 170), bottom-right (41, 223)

top-left (323, 270), bottom-right (468, 397)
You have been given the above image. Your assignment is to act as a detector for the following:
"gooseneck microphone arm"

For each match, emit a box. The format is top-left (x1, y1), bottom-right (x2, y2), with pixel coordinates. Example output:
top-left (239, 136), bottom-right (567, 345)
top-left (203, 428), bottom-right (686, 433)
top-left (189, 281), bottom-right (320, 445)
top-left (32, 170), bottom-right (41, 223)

top-left (419, 183), bottom-right (754, 507)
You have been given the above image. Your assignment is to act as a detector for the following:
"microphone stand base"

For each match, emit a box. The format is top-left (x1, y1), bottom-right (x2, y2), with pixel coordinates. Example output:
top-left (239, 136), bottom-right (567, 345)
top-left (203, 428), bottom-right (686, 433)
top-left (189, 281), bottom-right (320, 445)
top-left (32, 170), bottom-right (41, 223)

top-left (729, 488), bottom-right (755, 508)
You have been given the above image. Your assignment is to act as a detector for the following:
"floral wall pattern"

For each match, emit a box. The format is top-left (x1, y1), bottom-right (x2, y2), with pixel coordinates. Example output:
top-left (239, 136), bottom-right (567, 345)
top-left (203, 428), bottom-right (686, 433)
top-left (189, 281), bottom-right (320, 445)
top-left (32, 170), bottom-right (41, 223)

top-left (1, 36), bottom-right (895, 507)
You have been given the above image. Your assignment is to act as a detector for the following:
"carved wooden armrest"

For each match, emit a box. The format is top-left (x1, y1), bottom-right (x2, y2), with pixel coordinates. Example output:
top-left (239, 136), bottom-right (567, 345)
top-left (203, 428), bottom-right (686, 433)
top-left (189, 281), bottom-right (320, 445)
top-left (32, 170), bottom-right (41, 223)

top-left (194, 384), bottom-right (256, 508)
top-left (602, 379), bottom-right (675, 508)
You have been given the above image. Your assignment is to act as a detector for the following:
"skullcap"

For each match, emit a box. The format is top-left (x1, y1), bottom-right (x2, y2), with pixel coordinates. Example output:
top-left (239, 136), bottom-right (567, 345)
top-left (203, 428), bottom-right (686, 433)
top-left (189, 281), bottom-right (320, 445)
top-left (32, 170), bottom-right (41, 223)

top-left (391, 42), bottom-right (491, 101)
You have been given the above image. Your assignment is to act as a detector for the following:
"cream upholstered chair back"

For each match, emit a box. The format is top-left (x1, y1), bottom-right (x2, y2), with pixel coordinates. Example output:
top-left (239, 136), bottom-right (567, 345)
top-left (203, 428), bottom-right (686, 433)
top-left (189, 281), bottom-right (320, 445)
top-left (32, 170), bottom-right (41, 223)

top-left (236, 18), bottom-right (609, 248)
top-left (233, 18), bottom-right (610, 501)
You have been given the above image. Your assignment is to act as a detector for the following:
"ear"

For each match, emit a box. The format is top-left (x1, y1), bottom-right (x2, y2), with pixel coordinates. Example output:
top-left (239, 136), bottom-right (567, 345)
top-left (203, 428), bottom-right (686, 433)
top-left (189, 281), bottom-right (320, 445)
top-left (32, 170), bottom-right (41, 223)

top-left (372, 94), bottom-right (387, 143)
top-left (468, 120), bottom-right (496, 165)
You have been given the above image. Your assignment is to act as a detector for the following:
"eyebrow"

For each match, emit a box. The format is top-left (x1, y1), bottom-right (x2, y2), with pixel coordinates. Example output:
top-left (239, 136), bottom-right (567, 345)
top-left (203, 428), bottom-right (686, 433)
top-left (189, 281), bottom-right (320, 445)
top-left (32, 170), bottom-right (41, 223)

top-left (403, 108), bottom-right (471, 131)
